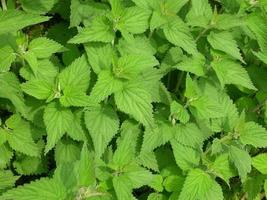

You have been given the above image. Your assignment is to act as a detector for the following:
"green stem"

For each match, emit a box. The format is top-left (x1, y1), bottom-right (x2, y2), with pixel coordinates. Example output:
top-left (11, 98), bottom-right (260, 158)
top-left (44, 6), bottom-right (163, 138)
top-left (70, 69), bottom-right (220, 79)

top-left (1, 0), bottom-right (7, 10)
top-left (196, 28), bottom-right (210, 42)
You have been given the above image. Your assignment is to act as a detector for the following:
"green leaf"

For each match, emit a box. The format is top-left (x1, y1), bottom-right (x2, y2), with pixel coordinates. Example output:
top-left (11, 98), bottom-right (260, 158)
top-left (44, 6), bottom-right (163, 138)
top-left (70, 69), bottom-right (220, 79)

top-left (0, 170), bottom-right (19, 193)
top-left (59, 55), bottom-right (90, 92)
top-left (148, 193), bottom-right (167, 200)
top-left (76, 143), bottom-right (95, 187)
top-left (178, 169), bottom-right (213, 200)
top-left (117, 7), bottom-right (150, 34)
top-left (170, 101), bottom-right (190, 124)
top-left (113, 54), bottom-right (159, 79)
top-left (186, 0), bottom-right (212, 28)
top-left (124, 164), bottom-right (154, 189)
top-left (246, 14), bottom-right (267, 52)
top-left (20, 0), bottom-right (58, 14)
top-left (211, 58), bottom-right (256, 90)
top-left (28, 37), bottom-right (65, 58)
top-left (209, 153), bottom-right (236, 184)
top-left (6, 115), bottom-right (40, 157)
top-left (89, 70), bottom-right (123, 103)
top-left (55, 138), bottom-right (80, 165)
top-left (215, 14), bottom-right (244, 30)
top-left (0, 178), bottom-right (67, 200)
top-left (23, 51), bottom-right (38, 76)
top-left (43, 102), bottom-right (73, 153)
top-left (252, 153), bottom-right (267, 174)
top-left (0, 144), bottom-right (13, 169)
top-left (175, 55), bottom-right (205, 76)
top-left (163, 17), bottom-right (198, 55)
top-left (84, 105), bottom-right (119, 158)
top-left (208, 31), bottom-right (244, 63)
top-left (0, 72), bottom-right (25, 114)
top-left (59, 87), bottom-right (91, 107)
top-left (112, 121), bottom-right (140, 166)
top-left (174, 123), bottom-right (204, 148)
top-left (114, 82), bottom-right (154, 127)
top-left (141, 119), bottom-right (174, 153)
top-left (0, 10), bottom-right (50, 34)
top-left (170, 140), bottom-right (200, 171)
top-left (84, 43), bottom-right (113, 74)
top-left (0, 45), bottom-right (16, 72)
top-left (21, 79), bottom-right (54, 100)
top-left (113, 175), bottom-right (135, 200)
top-left (68, 16), bottom-right (114, 43)
top-left (229, 146), bottom-right (251, 182)
top-left (13, 154), bottom-right (47, 175)
top-left (238, 122), bottom-right (267, 148)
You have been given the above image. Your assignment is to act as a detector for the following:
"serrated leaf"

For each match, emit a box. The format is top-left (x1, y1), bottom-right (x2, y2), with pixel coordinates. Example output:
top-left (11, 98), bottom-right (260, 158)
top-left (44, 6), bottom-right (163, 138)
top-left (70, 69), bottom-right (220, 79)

top-left (69, 16), bottom-right (114, 43)
top-left (43, 102), bottom-right (73, 153)
top-left (76, 143), bottom-right (95, 186)
top-left (0, 46), bottom-right (16, 72)
top-left (0, 178), bottom-right (67, 200)
top-left (186, 0), bottom-right (212, 28)
top-left (208, 31), bottom-right (244, 62)
top-left (212, 58), bottom-right (256, 90)
top-left (141, 120), bottom-right (174, 153)
top-left (28, 37), bottom-right (65, 58)
top-left (59, 55), bottom-right (90, 92)
top-left (215, 14), bottom-right (244, 30)
top-left (246, 14), bottom-right (267, 52)
top-left (89, 70), bottom-right (123, 103)
top-left (13, 154), bottom-right (47, 175)
top-left (0, 10), bottom-right (50, 34)
top-left (229, 146), bottom-right (251, 183)
top-left (20, 0), bottom-right (58, 14)
top-left (21, 79), bottom-right (54, 100)
top-left (170, 140), bottom-right (200, 171)
top-left (84, 105), bottom-right (119, 158)
top-left (117, 7), bottom-right (150, 34)
top-left (178, 169), bottom-right (213, 200)
top-left (170, 101), bottom-right (190, 124)
top-left (163, 17), bottom-right (198, 55)
top-left (174, 123), bottom-right (204, 148)
top-left (114, 82), bottom-right (154, 127)
top-left (85, 43), bottom-right (113, 74)
top-left (252, 153), bottom-right (267, 174)
top-left (113, 54), bottom-right (159, 79)
top-left (6, 116), bottom-right (40, 157)
top-left (0, 144), bottom-right (13, 169)
top-left (210, 153), bottom-right (236, 184)
top-left (0, 170), bottom-right (19, 193)
top-left (55, 138), bottom-right (80, 165)
top-left (175, 54), bottom-right (205, 76)
top-left (0, 72), bottom-right (25, 114)
top-left (238, 122), bottom-right (267, 148)
top-left (113, 175), bottom-right (135, 200)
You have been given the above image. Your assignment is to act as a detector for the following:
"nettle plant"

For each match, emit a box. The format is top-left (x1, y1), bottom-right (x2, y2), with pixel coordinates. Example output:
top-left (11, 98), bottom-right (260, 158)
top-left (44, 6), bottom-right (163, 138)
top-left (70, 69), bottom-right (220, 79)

top-left (1, 0), bottom-right (267, 199)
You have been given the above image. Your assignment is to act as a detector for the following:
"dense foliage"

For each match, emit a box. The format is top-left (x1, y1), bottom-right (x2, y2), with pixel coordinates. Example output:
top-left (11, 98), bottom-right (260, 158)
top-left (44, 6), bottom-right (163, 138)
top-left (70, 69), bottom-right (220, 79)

top-left (1, 0), bottom-right (267, 199)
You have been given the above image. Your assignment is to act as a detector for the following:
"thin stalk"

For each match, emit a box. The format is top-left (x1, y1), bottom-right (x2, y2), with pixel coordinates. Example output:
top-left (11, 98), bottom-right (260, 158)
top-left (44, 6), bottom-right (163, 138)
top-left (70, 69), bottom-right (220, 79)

top-left (1, 0), bottom-right (7, 10)
top-left (196, 28), bottom-right (210, 42)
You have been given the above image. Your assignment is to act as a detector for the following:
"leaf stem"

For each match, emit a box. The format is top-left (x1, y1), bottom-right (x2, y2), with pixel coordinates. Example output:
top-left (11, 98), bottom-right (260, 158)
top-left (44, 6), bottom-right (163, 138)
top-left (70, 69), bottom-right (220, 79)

top-left (1, 0), bottom-right (7, 10)
top-left (196, 28), bottom-right (210, 42)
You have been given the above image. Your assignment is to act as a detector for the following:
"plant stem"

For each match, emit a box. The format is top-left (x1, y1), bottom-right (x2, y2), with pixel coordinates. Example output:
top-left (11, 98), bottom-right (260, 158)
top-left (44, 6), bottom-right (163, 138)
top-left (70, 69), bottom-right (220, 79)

top-left (1, 0), bottom-right (7, 10)
top-left (196, 28), bottom-right (210, 42)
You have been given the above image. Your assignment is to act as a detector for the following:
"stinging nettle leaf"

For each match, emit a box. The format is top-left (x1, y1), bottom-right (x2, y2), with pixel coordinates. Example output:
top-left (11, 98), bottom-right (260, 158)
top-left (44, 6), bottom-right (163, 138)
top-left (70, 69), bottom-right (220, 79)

top-left (208, 31), bottom-right (244, 63)
top-left (43, 102), bottom-right (74, 153)
top-left (84, 104), bottom-right (119, 158)
top-left (114, 82), bottom-right (154, 127)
